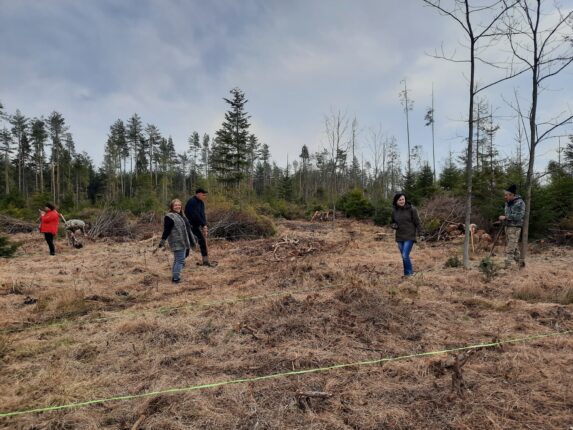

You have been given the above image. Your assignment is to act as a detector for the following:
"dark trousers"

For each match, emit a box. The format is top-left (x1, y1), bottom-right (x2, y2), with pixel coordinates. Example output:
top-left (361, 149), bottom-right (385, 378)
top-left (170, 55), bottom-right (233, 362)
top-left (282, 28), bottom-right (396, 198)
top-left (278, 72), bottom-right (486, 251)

top-left (191, 225), bottom-right (208, 257)
top-left (44, 233), bottom-right (55, 255)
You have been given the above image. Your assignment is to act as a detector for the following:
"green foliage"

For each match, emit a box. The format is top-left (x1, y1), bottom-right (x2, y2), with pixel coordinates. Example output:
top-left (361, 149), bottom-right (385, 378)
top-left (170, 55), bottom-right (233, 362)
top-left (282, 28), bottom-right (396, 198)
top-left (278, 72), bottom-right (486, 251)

top-left (409, 165), bottom-right (437, 204)
top-left (444, 255), bottom-right (462, 268)
top-left (0, 190), bottom-right (26, 210)
top-left (116, 196), bottom-right (163, 215)
top-left (423, 217), bottom-right (441, 236)
top-left (337, 189), bottom-right (374, 219)
top-left (528, 164), bottom-right (573, 237)
top-left (439, 164), bottom-right (465, 195)
top-left (0, 236), bottom-right (19, 258)
top-left (372, 198), bottom-right (393, 226)
top-left (267, 199), bottom-right (306, 220)
top-left (478, 257), bottom-right (498, 282)
top-left (212, 87), bottom-right (253, 188)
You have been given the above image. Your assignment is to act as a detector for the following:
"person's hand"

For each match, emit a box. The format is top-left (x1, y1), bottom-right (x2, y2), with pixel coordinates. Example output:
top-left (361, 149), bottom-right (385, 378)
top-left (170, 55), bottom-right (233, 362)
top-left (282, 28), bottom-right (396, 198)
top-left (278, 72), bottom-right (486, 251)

top-left (390, 223), bottom-right (398, 230)
top-left (158, 239), bottom-right (165, 248)
top-left (39, 209), bottom-right (45, 216)
top-left (203, 226), bottom-right (209, 237)
top-left (498, 215), bottom-right (506, 221)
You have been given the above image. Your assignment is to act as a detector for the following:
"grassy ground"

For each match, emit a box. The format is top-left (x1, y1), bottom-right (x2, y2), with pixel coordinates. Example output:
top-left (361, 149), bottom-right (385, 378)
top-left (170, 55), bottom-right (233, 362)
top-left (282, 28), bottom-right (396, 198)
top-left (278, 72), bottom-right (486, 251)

top-left (0, 219), bottom-right (572, 429)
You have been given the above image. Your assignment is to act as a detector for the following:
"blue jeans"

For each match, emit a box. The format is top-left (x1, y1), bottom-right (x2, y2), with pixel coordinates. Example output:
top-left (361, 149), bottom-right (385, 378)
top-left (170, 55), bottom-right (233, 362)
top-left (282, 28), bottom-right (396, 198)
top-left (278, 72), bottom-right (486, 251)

top-left (172, 249), bottom-right (187, 281)
top-left (397, 240), bottom-right (415, 276)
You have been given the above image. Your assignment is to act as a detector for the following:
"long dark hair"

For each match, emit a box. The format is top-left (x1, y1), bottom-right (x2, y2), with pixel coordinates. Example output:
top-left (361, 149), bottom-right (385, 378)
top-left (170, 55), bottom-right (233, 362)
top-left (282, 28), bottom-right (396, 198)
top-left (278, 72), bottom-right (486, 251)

top-left (392, 193), bottom-right (407, 208)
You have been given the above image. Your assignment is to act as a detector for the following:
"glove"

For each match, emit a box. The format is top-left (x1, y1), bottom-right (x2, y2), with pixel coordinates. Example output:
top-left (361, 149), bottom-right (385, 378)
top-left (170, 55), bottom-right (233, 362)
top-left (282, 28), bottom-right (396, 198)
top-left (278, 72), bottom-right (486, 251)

top-left (390, 223), bottom-right (398, 230)
top-left (158, 239), bottom-right (165, 248)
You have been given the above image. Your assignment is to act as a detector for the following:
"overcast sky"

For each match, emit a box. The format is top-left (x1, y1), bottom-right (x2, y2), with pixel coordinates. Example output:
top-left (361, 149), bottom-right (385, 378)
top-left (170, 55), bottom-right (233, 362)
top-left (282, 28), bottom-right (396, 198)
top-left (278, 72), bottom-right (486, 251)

top-left (1, 0), bottom-right (572, 172)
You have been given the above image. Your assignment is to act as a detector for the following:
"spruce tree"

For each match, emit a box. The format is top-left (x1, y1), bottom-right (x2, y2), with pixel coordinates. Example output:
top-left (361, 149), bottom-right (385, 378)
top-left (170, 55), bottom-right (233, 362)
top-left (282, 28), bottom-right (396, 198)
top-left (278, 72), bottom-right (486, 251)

top-left (213, 87), bottom-right (252, 190)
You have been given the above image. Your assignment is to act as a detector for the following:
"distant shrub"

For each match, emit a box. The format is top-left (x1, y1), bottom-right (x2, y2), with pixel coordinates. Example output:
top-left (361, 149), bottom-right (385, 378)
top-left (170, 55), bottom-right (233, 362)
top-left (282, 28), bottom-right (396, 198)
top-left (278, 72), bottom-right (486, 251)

top-left (372, 199), bottom-right (393, 226)
top-left (558, 213), bottom-right (573, 230)
top-left (445, 256), bottom-right (462, 268)
top-left (0, 236), bottom-right (19, 258)
top-left (423, 217), bottom-right (442, 236)
top-left (337, 189), bottom-right (374, 220)
top-left (479, 257), bottom-right (498, 282)
top-left (270, 200), bottom-right (306, 220)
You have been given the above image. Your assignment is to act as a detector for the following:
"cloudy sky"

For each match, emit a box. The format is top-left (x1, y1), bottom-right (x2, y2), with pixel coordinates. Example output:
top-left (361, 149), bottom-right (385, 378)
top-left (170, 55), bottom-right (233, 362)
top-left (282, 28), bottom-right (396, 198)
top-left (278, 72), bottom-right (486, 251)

top-left (1, 0), bottom-right (572, 172)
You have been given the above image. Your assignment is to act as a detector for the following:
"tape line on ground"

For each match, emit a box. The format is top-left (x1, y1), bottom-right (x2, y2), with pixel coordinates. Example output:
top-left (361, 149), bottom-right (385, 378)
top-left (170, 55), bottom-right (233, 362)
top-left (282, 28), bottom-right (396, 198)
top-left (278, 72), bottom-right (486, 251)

top-left (0, 330), bottom-right (570, 418)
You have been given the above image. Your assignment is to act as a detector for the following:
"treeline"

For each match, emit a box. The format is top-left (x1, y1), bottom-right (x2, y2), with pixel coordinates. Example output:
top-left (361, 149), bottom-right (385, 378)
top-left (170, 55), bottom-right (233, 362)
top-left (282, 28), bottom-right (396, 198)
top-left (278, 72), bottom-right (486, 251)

top-left (1, 87), bottom-right (573, 237)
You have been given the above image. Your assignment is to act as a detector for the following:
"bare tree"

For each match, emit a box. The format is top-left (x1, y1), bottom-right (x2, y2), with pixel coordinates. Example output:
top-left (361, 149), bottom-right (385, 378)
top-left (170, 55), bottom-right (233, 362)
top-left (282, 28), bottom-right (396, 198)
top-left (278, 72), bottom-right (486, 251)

top-left (324, 109), bottom-right (349, 215)
top-left (368, 124), bottom-right (387, 199)
top-left (423, 0), bottom-right (519, 268)
top-left (424, 84), bottom-right (437, 181)
top-left (399, 79), bottom-right (414, 176)
top-left (503, 0), bottom-right (573, 262)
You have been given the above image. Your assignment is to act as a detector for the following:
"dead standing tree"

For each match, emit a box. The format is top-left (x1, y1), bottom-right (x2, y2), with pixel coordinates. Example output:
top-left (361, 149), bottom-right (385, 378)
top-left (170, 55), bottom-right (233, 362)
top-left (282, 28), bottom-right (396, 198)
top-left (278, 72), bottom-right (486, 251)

top-left (422, 0), bottom-right (519, 268)
top-left (502, 0), bottom-right (573, 262)
top-left (324, 109), bottom-right (349, 220)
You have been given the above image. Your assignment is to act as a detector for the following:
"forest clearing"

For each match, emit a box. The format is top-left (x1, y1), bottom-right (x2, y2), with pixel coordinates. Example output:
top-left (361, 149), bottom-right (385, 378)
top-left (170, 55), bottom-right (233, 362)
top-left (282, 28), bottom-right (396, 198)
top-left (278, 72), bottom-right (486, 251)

top-left (0, 219), bottom-right (571, 429)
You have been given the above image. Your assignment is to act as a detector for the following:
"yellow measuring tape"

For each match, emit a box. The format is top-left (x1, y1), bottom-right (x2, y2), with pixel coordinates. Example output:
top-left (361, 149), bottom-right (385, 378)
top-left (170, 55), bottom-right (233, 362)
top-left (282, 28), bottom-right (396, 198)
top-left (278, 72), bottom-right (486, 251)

top-left (0, 330), bottom-right (570, 418)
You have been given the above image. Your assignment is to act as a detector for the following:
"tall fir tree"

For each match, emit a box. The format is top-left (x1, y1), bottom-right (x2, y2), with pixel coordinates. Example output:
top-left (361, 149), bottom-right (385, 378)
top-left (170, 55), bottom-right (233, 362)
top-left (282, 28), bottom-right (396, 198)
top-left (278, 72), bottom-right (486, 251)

top-left (212, 87), bottom-right (252, 190)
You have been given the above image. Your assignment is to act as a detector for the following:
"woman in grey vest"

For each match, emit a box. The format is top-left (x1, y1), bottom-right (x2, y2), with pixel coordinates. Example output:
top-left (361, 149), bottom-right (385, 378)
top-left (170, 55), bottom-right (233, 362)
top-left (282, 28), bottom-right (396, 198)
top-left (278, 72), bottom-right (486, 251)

top-left (159, 199), bottom-right (196, 283)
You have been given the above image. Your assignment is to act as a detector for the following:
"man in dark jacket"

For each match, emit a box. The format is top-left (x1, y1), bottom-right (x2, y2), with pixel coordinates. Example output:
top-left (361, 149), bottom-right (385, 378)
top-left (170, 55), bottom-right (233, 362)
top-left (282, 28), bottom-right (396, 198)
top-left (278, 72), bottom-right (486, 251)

top-left (185, 188), bottom-right (215, 267)
top-left (499, 184), bottom-right (526, 269)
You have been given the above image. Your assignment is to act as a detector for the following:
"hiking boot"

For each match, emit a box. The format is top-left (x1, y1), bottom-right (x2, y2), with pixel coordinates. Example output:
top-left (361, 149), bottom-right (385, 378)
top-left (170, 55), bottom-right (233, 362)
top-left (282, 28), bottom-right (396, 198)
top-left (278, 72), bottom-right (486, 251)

top-left (197, 261), bottom-right (218, 267)
top-left (518, 260), bottom-right (526, 269)
top-left (172, 278), bottom-right (181, 284)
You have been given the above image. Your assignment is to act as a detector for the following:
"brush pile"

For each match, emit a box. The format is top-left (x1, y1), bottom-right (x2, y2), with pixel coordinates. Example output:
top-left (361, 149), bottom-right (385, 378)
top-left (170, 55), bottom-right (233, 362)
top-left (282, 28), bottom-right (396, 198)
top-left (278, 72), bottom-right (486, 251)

top-left (87, 209), bottom-right (131, 239)
top-left (208, 207), bottom-right (276, 241)
top-left (0, 215), bottom-right (37, 234)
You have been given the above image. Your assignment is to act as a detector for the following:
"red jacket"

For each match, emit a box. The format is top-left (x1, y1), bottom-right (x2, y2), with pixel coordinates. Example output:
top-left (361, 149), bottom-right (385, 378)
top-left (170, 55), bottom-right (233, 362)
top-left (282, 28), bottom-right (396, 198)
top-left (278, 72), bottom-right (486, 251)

top-left (40, 210), bottom-right (60, 235)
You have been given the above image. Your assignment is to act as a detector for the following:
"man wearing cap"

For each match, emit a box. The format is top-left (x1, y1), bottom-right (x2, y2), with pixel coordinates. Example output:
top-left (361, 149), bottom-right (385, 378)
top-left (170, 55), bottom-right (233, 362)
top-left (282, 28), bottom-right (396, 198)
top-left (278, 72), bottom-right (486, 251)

top-left (185, 188), bottom-right (216, 267)
top-left (498, 184), bottom-right (526, 269)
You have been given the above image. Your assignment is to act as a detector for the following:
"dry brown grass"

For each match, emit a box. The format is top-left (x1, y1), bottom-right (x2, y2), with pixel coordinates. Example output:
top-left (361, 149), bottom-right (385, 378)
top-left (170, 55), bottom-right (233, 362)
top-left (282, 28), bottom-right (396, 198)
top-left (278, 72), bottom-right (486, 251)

top-left (0, 220), bottom-right (572, 429)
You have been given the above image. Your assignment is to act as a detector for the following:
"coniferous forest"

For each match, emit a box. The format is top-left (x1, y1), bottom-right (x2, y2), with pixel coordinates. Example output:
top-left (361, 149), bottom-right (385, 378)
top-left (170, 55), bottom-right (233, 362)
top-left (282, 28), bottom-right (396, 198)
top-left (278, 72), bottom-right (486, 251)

top-left (1, 86), bottom-right (572, 240)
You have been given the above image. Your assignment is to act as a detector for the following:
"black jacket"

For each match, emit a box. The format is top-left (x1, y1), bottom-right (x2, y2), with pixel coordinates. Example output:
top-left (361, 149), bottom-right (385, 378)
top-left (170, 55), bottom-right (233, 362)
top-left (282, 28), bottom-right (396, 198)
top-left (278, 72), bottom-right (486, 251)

top-left (184, 196), bottom-right (207, 227)
top-left (392, 203), bottom-right (422, 242)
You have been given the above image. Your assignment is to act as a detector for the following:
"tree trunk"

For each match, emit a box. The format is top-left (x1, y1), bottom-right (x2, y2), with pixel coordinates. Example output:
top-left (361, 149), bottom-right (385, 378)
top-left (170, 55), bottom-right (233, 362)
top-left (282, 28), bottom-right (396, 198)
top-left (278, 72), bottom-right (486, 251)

top-left (463, 6), bottom-right (475, 270)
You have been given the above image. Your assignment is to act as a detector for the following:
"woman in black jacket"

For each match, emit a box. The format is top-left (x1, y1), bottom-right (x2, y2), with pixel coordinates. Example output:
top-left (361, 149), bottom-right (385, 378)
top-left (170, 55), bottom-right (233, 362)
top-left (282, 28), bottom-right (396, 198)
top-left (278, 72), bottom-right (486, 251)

top-left (391, 193), bottom-right (422, 277)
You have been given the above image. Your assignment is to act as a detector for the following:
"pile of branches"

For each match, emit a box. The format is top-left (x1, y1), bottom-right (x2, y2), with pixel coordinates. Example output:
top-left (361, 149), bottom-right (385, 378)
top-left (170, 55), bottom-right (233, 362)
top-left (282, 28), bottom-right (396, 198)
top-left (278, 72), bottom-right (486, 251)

top-left (133, 211), bottom-right (163, 240)
top-left (420, 196), bottom-right (468, 242)
top-left (136, 211), bottom-right (162, 225)
top-left (0, 215), bottom-right (37, 234)
top-left (87, 209), bottom-right (131, 239)
top-left (272, 235), bottom-right (321, 261)
top-left (208, 207), bottom-right (275, 241)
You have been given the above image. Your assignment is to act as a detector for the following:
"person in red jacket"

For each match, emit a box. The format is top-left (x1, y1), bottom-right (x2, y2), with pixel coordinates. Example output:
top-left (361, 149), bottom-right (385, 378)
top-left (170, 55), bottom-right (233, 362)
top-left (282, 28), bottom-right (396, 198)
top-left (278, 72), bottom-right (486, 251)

top-left (39, 202), bottom-right (60, 255)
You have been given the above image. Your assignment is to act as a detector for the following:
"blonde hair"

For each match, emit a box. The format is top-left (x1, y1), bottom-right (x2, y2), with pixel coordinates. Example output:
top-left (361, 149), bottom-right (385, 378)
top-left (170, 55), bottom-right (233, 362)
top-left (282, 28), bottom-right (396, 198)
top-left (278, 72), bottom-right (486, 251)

top-left (169, 199), bottom-right (183, 213)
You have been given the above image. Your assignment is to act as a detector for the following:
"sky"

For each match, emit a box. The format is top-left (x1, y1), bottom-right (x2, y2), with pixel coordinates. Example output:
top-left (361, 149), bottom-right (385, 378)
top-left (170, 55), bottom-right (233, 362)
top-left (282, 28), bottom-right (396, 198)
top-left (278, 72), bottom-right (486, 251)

top-left (1, 0), bottom-right (572, 173)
